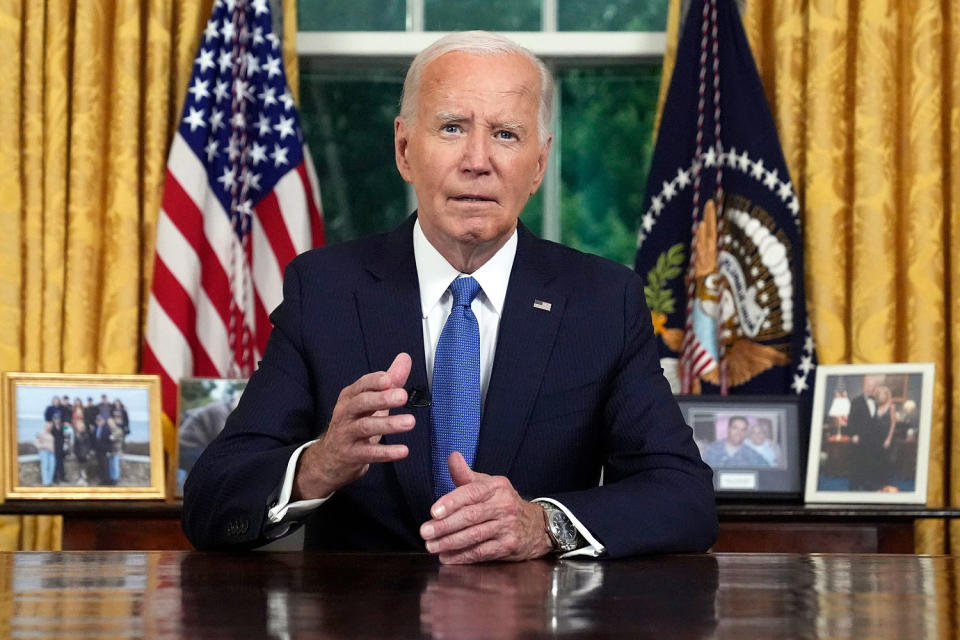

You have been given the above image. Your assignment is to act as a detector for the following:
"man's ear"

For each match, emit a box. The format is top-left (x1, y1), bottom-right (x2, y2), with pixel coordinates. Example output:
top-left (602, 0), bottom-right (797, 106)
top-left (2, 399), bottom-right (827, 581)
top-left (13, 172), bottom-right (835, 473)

top-left (395, 116), bottom-right (413, 183)
top-left (529, 135), bottom-right (553, 194)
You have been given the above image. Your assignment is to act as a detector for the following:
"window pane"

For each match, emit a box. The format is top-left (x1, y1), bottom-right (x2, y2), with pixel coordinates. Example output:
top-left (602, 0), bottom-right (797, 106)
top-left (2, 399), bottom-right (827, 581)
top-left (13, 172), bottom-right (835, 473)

top-left (298, 0), bottom-right (406, 31)
top-left (299, 62), bottom-right (410, 244)
top-left (559, 65), bottom-right (661, 265)
top-left (558, 0), bottom-right (669, 31)
top-left (425, 0), bottom-right (540, 31)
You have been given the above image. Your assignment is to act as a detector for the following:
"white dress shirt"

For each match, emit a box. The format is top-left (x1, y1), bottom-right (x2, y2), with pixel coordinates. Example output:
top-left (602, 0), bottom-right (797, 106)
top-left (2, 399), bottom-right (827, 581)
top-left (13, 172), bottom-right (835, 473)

top-left (266, 220), bottom-right (603, 557)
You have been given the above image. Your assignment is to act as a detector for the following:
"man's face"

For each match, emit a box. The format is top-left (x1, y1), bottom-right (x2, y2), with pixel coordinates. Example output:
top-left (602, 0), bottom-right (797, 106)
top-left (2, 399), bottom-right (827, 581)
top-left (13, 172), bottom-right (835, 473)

top-left (726, 419), bottom-right (748, 446)
top-left (394, 51), bottom-right (550, 260)
top-left (748, 425), bottom-right (766, 445)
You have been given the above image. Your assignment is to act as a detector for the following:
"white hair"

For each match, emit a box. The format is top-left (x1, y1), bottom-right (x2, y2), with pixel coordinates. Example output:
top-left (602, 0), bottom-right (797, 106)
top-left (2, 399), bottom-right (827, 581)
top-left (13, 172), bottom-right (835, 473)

top-left (399, 31), bottom-right (554, 145)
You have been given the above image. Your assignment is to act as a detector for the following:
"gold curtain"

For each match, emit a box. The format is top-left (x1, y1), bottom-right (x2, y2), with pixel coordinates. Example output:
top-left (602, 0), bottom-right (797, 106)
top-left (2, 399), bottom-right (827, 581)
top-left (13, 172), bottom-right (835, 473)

top-left (660, 0), bottom-right (959, 553)
top-left (0, 0), bottom-right (300, 551)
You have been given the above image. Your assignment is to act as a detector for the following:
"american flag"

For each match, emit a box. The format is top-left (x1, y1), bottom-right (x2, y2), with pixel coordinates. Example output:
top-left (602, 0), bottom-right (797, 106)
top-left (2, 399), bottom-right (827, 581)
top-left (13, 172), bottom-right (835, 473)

top-left (144, 0), bottom-right (324, 421)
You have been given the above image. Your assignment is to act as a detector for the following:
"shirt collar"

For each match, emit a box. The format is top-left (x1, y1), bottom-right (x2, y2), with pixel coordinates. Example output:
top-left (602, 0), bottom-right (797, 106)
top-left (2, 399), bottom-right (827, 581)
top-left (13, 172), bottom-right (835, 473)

top-left (413, 219), bottom-right (517, 318)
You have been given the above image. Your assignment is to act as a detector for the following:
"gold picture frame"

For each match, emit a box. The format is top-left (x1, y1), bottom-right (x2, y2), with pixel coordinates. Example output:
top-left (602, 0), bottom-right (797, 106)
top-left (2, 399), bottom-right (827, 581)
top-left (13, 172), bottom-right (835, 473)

top-left (2, 372), bottom-right (165, 500)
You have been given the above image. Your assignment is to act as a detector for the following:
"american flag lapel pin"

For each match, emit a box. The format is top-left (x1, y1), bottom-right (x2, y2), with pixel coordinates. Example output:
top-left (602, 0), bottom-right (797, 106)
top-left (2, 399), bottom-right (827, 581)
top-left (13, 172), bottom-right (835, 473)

top-left (533, 299), bottom-right (552, 312)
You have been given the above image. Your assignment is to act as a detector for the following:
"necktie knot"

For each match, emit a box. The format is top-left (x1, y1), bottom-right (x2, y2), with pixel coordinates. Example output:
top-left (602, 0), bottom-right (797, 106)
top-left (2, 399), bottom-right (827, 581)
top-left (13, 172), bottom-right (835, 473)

top-left (449, 276), bottom-right (481, 308)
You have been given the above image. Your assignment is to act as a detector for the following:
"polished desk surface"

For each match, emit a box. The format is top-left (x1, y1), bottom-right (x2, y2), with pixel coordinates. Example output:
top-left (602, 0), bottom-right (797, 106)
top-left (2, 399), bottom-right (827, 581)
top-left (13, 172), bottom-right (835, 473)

top-left (0, 552), bottom-right (956, 639)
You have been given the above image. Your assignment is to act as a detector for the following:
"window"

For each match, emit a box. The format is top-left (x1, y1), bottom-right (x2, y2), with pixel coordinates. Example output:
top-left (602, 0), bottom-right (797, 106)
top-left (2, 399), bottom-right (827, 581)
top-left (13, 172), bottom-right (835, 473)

top-left (297, 1), bottom-right (668, 265)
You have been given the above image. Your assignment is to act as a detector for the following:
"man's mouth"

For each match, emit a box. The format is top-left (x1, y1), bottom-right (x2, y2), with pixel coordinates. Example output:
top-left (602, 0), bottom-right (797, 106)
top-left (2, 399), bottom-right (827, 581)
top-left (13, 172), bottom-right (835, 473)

top-left (452, 194), bottom-right (495, 202)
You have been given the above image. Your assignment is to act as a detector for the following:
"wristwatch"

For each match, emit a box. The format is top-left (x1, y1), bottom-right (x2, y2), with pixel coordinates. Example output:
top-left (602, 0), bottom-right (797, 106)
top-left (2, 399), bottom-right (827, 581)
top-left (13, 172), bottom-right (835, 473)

top-left (541, 502), bottom-right (582, 552)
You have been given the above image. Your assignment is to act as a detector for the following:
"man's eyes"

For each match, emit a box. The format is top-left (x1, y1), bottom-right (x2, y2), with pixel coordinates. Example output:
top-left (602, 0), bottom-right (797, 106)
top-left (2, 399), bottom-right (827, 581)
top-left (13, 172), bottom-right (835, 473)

top-left (495, 130), bottom-right (517, 140)
top-left (441, 124), bottom-right (462, 134)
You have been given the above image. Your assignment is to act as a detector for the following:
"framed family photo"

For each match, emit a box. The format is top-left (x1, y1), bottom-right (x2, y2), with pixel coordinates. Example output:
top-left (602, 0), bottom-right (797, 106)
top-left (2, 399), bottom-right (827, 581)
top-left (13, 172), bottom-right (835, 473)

top-left (804, 363), bottom-right (934, 504)
top-left (677, 395), bottom-right (803, 499)
top-left (2, 372), bottom-right (165, 500)
top-left (174, 377), bottom-right (247, 497)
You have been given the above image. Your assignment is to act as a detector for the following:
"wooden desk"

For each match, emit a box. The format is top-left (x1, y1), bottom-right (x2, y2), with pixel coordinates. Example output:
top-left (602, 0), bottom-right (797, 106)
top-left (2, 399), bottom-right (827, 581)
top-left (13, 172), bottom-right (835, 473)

top-left (5, 501), bottom-right (960, 553)
top-left (0, 552), bottom-right (956, 638)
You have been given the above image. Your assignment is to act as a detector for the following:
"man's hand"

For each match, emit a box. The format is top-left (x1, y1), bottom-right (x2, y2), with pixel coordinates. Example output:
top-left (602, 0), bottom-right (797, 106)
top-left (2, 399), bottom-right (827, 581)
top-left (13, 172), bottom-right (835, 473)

top-left (420, 452), bottom-right (553, 564)
top-left (292, 353), bottom-right (414, 500)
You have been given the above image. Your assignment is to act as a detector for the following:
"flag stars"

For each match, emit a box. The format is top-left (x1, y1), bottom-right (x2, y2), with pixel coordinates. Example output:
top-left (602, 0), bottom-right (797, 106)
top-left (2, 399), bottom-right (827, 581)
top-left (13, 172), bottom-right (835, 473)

top-left (214, 80), bottom-right (230, 103)
top-left (737, 150), bottom-right (751, 172)
top-left (777, 180), bottom-right (794, 202)
top-left (791, 374), bottom-right (809, 394)
top-left (750, 158), bottom-right (766, 180)
top-left (204, 139), bottom-right (219, 162)
top-left (274, 115), bottom-right (295, 139)
top-left (245, 52), bottom-right (260, 76)
top-left (234, 78), bottom-right (254, 102)
top-left (252, 27), bottom-right (265, 46)
top-left (218, 50), bottom-right (234, 73)
top-left (725, 147), bottom-right (739, 168)
top-left (799, 354), bottom-right (814, 375)
top-left (203, 21), bottom-right (220, 43)
top-left (763, 168), bottom-right (780, 190)
top-left (662, 179), bottom-right (677, 201)
top-left (252, 0), bottom-right (270, 15)
top-left (642, 212), bottom-right (656, 233)
top-left (187, 78), bottom-right (210, 101)
top-left (266, 32), bottom-right (280, 49)
top-left (675, 167), bottom-right (691, 189)
top-left (196, 48), bottom-right (216, 72)
top-left (221, 18), bottom-right (236, 43)
top-left (226, 134), bottom-right (241, 161)
top-left (259, 86), bottom-right (277, 107)
top-left (249, 141), bottom-right (267, 166)
top-left (256, 114), bottom-right (271, 137)
top-left (651, 195), bottom-right (664, 214)
top-left (280, 90), bottom-right (295, 111)
top-left (264, 55), bottom-right (282, 78)
top-left (217, 166), bottom-right (237, 190)
top-left (210, 108), bottom-right (225, 131)
top-left (230, 111), bottom-right (246, 128)
top-left (242, 169), bottom-right (262, 192)
top-left (789, 197), bottom-right (800, 216)
top-left (183, 107), bottom-right (206, 131)
top-left (703, 147), bottom-right (717, 167)
top-left (270, 143), bottom-right (289, 167)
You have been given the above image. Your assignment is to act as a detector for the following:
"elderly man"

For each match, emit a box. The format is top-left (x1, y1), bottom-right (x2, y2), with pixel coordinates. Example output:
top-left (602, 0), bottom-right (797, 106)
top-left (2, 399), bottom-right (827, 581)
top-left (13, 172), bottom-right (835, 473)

top-left (183, 31), bottom-right (716, 562)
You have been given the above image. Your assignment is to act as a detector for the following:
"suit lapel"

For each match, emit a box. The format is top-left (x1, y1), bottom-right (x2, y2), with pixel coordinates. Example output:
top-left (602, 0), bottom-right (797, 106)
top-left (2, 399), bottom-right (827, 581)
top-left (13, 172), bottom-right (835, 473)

top-left (474, 225), bottom-right (565, 477)
top-left (353, 217), bottom-right (434, 523)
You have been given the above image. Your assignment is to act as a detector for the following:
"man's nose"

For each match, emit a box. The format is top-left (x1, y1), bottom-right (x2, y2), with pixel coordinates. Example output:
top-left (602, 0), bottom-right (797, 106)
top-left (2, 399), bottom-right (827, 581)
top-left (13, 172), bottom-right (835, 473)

top-left (460, 131), bottom-right (492, 174)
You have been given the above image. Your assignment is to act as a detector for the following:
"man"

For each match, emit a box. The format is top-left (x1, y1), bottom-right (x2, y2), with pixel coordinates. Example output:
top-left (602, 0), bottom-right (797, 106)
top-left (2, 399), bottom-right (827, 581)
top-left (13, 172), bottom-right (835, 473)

top-left (744, 418), bottom-right (781, 466)
top-left (183, 31), bottom-right (716, 562)
top-left (703, 416), bottom-right (768, 468)
top-left (847, 376), bottom-right (892, 490)
top-left (177, 391), bottom-right (242, 492)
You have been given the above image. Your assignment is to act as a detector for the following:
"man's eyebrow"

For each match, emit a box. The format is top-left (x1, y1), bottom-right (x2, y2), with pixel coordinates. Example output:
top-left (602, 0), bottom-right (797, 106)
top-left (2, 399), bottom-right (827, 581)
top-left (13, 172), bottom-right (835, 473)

top-left (436, 111), bottom-right (467, 123)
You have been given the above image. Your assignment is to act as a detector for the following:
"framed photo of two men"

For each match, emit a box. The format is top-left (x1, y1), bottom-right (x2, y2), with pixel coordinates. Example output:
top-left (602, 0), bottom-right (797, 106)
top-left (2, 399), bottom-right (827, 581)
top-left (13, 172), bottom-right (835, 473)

top-left (804, 363), bottom-right (934, 505)
top-left (1, 372), bottom-right (165, 500)
top-left (677, 395), bottom-right (803, 500)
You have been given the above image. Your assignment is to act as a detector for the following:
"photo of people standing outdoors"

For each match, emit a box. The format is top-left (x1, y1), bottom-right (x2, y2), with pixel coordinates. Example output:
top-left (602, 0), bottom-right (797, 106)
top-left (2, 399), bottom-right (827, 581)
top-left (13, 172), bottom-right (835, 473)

top-left (14, 386), bottom-right (148, 488)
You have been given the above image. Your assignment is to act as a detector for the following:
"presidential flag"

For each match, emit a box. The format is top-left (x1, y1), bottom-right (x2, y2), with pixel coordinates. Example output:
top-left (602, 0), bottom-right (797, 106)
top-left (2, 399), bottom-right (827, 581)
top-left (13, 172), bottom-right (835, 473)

top-left (144, 0), bottom-right (324, 421)
top-left (635, 0), bottom-right (815, 397)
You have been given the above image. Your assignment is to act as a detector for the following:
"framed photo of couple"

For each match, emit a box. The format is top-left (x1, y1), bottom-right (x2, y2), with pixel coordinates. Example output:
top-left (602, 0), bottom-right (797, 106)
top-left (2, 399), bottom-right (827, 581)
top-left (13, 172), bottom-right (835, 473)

top-left (804, 363), bottom-right (934, 504)
top-left (677, 395), bottom-right (803, 499)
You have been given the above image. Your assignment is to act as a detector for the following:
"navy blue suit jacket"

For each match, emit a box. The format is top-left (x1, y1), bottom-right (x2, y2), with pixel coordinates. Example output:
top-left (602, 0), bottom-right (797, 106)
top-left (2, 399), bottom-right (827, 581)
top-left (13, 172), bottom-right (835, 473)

top-left (182, 216), bottom-right (717, 557)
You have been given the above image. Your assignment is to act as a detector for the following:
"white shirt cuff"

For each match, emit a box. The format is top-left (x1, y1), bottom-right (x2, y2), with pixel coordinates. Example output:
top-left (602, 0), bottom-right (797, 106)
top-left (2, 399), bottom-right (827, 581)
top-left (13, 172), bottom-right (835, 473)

top-left (267, 438), bottom-right (330, 525)
top-left (533, 497), bottom-right (606, 558)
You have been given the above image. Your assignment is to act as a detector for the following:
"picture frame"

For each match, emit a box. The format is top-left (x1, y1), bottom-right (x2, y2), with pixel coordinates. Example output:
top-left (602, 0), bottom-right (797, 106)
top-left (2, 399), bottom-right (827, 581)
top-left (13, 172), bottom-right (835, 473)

top-left (677, 395), bottom-right (803, 500)
top-left (2, 372), bottom-right (165, 500)
top-left (174, 377), bottom-right (247, 497)
top-left (804, 363), bottom-right (934, 504)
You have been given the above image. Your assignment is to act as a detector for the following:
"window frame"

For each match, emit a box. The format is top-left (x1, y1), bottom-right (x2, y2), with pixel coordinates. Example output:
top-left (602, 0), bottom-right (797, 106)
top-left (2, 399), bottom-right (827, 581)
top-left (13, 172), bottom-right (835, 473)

top-left (296, 4), bottom-right (668, 243)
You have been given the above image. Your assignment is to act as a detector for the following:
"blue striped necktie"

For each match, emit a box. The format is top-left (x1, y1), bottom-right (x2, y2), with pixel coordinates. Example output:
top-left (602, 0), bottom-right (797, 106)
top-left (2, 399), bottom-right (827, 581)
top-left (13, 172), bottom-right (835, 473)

top-left (431, 276), bottom-right (482, 499)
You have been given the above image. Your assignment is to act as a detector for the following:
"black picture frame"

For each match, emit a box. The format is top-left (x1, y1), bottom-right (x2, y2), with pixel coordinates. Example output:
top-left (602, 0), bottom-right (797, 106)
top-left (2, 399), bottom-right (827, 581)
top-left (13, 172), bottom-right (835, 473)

top-left (676, 394), bottom-right (803, 501)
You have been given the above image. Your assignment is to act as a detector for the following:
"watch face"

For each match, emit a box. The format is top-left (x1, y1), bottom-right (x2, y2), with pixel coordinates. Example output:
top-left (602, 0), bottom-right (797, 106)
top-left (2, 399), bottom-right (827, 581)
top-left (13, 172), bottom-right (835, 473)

top-left (550, 511), bottom-right (578, 545)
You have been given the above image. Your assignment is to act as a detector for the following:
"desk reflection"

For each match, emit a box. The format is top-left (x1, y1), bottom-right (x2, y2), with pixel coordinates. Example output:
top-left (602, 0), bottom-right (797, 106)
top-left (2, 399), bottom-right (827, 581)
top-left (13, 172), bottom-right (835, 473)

top-left (419, 556), bottom-right (718, 639)
top-left (0, 551), bottom-right (956, 638)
